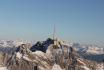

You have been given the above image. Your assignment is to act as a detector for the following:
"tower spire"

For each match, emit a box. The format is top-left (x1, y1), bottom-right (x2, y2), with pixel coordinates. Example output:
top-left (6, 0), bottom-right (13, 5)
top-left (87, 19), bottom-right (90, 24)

top-left (53, 24), bottom-right (56, 40)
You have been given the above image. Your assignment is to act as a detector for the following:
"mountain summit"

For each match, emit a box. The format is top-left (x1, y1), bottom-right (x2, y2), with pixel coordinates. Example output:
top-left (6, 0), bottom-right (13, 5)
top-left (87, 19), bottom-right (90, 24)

top-left (0, 38), bottom-right (104, 70)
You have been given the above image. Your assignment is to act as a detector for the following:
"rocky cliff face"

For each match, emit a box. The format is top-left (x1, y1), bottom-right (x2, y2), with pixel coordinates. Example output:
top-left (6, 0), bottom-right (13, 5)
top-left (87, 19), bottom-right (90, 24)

top-left (0, 38), bottom-right (104, 70)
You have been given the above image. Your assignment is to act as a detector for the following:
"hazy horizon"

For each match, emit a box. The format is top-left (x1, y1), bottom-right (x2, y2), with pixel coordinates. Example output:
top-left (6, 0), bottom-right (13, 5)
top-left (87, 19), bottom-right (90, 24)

top-left (0, 0), bottom-right (104, 46)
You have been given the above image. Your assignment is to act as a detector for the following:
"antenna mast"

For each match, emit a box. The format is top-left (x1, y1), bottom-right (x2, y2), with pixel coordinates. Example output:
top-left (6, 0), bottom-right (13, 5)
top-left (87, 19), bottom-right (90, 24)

top-left (53, 24), bottom-right (56, 40)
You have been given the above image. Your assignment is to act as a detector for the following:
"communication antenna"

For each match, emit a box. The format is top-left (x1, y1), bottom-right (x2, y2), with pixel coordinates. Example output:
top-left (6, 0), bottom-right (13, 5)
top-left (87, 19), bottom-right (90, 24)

top-left (53, 24), bottom-right (56, 40)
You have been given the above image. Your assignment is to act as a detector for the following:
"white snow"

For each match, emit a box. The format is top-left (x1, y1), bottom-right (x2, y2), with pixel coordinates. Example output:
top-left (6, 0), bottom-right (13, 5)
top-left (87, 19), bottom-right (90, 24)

top-left (52, 64), bottom-right (62, 70)
top-left (80, 66), bottom-right (90, 70)
top-left (77, 59), bottom-right (86, 66)
top-left (32, 51), bottom-right (47, 59)
top-left (23, 55), bottom-right (32, 61)
top-left (0, 40), bottom-right (12, 47)
top-left (33, 51), bottom-right (45, 56)
top-left (73, 43), bottom-right (104, 54)
top-left (16, 52), bottom-right (22, 59)
top-left (96, 63), bottom-right (104, 70)
top-left (13, 39), bottom-right (29, 47)
top-left (0, 67), bottom-right (7, 70)
top-left (85, 47), bottom-right (104, 54)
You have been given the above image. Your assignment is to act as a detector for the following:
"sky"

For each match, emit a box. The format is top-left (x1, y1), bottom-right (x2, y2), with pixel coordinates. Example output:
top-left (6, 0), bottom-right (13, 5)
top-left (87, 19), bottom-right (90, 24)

top-left (0, 0), bottom-right (104, 46)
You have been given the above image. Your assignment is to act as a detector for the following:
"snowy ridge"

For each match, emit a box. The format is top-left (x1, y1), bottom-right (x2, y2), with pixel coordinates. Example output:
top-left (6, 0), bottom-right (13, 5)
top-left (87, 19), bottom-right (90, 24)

top-left (72, 43), bottom-right (104, 54)
top-left (0, 38), bottom-right (104, 70)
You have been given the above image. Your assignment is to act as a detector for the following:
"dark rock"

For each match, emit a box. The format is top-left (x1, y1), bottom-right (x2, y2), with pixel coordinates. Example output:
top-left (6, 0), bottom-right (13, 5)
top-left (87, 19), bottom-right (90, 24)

top-left (30, 38), bottom-right (54, 53)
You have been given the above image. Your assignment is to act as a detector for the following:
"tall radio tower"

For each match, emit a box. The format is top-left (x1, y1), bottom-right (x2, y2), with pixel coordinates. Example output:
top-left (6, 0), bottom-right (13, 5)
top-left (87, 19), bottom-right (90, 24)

top-left (53, 24), bottom-right (56, 40)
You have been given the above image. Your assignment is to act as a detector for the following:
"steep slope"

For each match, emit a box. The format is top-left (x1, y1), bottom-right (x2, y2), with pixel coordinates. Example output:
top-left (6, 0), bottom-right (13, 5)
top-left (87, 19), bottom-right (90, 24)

top-left (0, 38), bottom-right (103, 70)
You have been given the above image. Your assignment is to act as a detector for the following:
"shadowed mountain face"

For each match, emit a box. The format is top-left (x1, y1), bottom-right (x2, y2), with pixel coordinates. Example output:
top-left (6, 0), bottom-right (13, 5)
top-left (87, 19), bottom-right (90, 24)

top-left (30, 38), bottom-right (54, 53)
top-left (0, 47), bottom-right (16, 54)
top-left (82, 54), bottom-right (104, 62)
